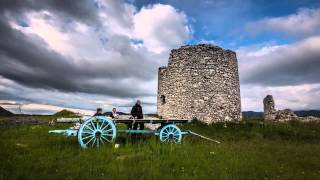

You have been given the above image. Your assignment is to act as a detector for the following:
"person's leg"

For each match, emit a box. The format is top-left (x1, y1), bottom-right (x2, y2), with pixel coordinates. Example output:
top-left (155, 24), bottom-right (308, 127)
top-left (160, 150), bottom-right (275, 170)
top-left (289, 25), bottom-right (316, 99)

top-left (140, 122), bottom-right (144, 130)
top-left (133, 122), bottom-right (138, 130)
top-left (126, 122), bottom-right (132, 129)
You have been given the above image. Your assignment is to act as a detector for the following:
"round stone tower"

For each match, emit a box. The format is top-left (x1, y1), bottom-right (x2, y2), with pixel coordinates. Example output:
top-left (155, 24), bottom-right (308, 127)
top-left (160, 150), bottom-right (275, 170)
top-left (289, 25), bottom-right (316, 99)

top-left (157, 44), bottom-right (241, 124)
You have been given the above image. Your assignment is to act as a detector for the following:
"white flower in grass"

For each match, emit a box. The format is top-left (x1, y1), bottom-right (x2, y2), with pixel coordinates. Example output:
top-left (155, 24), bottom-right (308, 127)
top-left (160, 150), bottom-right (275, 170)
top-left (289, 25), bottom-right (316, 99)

top-left (114, 144), bottom-right (120, 149)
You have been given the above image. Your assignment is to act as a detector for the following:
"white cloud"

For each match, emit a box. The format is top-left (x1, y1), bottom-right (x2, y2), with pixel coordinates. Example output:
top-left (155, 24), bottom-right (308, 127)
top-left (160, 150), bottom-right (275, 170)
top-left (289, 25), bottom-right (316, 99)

top-left (10, 11), bottom-right (76, 57)
top-left (247, 8), bottom-right (320, 38)
top-left (132, 4), bottom-right (191, 53)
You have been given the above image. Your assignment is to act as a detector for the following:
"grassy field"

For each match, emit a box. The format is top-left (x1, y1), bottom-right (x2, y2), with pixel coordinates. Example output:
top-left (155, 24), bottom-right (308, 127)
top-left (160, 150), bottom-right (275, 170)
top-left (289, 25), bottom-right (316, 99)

top-left (1, 119), bottom-right (320, 179)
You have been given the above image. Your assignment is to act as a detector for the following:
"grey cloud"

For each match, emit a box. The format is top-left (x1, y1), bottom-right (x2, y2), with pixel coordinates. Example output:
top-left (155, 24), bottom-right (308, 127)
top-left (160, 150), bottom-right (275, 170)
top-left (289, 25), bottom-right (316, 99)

top-left (239, 36), bottom-right (320, 86)
top-left (0, 0), bottom-right (98, 25)
top-left (0, 91), bottom-right (32, 103)
top-left (0, 14), bottom-right (157, 98)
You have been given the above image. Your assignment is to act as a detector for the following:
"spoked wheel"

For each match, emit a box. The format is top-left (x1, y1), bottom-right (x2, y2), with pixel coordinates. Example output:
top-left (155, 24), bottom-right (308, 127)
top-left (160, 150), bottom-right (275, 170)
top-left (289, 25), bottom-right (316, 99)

top-left (78, 116), bottom-right (116, 148)
top-left (159, 124), bottom-right (182, 144)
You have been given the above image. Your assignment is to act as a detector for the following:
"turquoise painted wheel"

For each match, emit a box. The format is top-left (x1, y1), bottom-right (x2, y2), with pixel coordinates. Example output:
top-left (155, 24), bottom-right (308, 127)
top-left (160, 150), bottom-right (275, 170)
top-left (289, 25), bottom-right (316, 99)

top-left (78, 116), bottom-right (116, 148)
top-left (159, 124), bottom-right (182, 143)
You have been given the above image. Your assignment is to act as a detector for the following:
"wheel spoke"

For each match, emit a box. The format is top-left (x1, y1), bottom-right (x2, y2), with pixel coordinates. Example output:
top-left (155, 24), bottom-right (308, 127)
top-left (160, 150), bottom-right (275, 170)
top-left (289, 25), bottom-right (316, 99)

top-left (162, 134), bottom-right (168, 138)
top-left (162, 132), bottom-right (168, 134)
top-left (163, 136), bottom-right (169, 142)
top-left (84, 125), bottom-right (94, 132)
top-left (101, 123), bottom-right (111, 131)
top-left (97, 137), bottom-right (100, 147)
top-left (96, 121), bottom-right (100, 130)
top-left (85, 136), bottom-right (95, 145)
top-left (90, 121), bottom-right (96, 130)
top-left (82, 134), bottom-right (94, 140)
top-left (100, 120), bottom-right (105, 129)
top-left (91, 138), bottom-right (97, 147)
top-left (102, 129), bottom-right (113, 134)
top-left (173, 129), bottom-right (178, 134)
top-left (102, 133), bottom-right (114, 137)
top-left (99, 137), bottom-right (104, 144)
top-left (83, 130), bottom-right (94, 134)
top-left (101, 135), bottom-right (111, 142)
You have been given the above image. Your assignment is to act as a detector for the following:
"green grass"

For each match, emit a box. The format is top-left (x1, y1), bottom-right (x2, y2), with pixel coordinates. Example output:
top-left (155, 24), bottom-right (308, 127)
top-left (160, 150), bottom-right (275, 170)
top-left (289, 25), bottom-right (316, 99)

top-left (1, 119), bottom-right (320, 179)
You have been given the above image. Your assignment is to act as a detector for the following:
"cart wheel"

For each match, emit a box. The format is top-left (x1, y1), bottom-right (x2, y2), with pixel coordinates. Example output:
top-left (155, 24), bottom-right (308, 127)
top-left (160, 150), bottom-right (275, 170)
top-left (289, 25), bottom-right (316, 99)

top-left (159, 124), bottom-right (182, 144)
top-left (78, 116), bottom-right (116, 148)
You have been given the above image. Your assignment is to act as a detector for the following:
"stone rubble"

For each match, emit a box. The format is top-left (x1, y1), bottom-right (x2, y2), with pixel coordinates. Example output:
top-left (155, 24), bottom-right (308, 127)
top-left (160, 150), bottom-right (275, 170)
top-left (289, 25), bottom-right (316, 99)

top-left (263, 94), bottom-right (320, 122)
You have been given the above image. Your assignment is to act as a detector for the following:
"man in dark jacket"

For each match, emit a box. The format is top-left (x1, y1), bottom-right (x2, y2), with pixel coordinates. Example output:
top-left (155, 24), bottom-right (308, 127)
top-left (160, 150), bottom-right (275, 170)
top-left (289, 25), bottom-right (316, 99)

top-left (131, 100), bottom-right (144, 130)
top-left (94, 108), bottom-right (103, 116)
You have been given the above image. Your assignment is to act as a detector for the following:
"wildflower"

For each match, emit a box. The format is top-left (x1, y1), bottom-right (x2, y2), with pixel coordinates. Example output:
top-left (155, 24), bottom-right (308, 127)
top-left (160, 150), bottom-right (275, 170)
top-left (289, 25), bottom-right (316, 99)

top-left (223, 123), bottom-right (227, 128)
top-left (210, 151), bottom-right (215, 155)
top-left (114, 144), bottom-right (120, 149)
top-left (180, 167), bottom-right (185, 173)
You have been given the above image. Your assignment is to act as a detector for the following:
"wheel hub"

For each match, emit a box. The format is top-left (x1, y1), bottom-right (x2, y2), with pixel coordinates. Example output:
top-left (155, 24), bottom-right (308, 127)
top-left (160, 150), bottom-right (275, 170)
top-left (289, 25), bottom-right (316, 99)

top-left (95, 131), bottom-right (102, 138)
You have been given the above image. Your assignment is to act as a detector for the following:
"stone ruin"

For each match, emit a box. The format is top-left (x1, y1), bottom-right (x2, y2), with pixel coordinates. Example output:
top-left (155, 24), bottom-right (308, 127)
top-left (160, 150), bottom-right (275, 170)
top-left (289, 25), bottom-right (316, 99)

top-left (263, 95), bottom-right (320, 122)
top-left (157, 44), bottom-right (241, 124)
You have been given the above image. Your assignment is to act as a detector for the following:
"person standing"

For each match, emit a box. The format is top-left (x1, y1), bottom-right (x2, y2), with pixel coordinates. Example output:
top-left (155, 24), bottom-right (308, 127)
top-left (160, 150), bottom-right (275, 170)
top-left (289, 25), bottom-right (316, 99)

top-left (130, 100), bottom-right (144, 130)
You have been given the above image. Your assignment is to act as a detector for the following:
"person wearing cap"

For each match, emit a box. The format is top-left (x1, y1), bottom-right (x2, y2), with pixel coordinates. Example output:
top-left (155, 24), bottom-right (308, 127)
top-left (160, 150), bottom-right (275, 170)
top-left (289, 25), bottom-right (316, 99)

top-left (130, 100), bottom-right (144, 130)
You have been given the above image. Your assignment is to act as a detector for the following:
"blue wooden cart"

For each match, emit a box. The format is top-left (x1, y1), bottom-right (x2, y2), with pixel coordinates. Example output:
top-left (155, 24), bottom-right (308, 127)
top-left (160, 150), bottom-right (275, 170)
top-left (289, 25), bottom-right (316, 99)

top-left (49, 116), bottom-right (219, 148)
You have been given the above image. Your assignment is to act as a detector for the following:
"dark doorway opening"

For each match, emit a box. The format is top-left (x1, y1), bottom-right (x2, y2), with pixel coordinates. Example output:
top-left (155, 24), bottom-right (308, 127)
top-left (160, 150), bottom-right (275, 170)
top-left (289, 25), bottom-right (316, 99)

top-left (160, 95), bottom-right (166, 105)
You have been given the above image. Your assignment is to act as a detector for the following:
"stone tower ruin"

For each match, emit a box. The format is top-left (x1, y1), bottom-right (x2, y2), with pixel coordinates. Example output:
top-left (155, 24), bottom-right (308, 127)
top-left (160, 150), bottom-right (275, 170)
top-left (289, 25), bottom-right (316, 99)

top-left (157, 44), bottom-right (241, 124)
top-left (263, 95), bottom-right (276, 120)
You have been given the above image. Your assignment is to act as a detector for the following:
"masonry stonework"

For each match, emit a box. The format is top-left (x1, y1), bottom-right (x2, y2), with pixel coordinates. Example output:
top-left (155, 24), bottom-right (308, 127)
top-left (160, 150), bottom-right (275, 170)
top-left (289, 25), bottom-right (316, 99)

top-left (157, 44), bottom-right (241, 124)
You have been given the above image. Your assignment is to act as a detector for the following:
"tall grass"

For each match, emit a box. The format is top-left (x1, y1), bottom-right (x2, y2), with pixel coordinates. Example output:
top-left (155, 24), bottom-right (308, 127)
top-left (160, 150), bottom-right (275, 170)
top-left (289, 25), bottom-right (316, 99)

top-left (1, 120), bottom-right (320, 179)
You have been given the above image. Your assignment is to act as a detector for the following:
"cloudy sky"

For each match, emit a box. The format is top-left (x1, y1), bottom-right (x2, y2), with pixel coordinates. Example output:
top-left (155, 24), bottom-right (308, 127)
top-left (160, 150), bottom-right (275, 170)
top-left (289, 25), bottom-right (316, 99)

top-left (0, 0), bottom-right (320, 115)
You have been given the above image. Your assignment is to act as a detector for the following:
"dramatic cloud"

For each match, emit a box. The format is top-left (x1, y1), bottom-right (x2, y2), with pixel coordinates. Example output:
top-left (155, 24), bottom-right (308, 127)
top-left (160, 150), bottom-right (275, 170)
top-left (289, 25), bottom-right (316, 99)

top-left (238, 36), bottom-right (320, 86)
top-left (0, 0), bottom-right (192, 113)
top-left (247, 8), bottom-right (320, 38)
top-left (1, 0), bottom-right (319, 114)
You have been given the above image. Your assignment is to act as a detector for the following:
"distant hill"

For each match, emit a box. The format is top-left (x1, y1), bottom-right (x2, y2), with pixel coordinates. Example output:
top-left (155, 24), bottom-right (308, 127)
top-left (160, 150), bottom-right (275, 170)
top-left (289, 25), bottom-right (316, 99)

top-left (53, 109), bottom-right (78, 117)
top-left (294, 110), bottom-right (320, 117)
top-left (0, 106), bottom-right (14, 116)
top-left (242, 111), bottom-right (263, 119)
top-left (242, 110), bottom-right (320, 119)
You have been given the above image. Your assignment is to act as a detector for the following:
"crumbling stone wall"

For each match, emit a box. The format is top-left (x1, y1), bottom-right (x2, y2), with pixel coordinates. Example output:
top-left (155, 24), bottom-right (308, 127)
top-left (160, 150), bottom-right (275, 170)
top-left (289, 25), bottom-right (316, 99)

top-left (157, 44), bottom-right (241, 124)
top-left (263, 95), bottom-right (298, 121)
